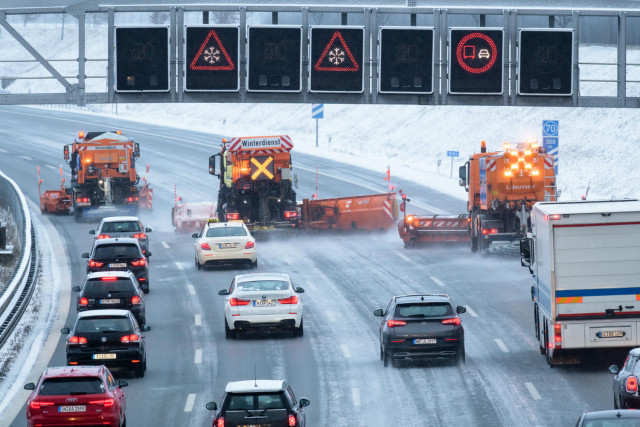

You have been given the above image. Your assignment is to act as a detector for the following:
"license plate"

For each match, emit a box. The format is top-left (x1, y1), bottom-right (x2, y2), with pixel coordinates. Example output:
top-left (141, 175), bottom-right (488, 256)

top-left (100, 299), bottom-right (120, 304)
top-left (219, 243), bottom-right (236, 249)
top-left (93, 353), bottom-right (116, 360)
top-left (598, 331), bottom-right (625, 338)
top-left (59, 405), bottom-right (86, 413)
top-left (414, 338), bottom-right (437, 344)
top-left (254, 300), bottom-right (275, 307)
top-left (109, 263), bottom-right (127, 268)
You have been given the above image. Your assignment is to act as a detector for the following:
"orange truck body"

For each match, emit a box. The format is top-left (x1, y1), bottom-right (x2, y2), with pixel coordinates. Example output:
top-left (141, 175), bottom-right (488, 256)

top-left (398, 214), bottom-right (470, 247)
top-left (300, 193), bottom-right (398, 231)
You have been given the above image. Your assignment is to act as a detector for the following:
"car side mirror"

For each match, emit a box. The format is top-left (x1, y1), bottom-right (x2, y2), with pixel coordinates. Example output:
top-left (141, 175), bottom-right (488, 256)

top-left (146, 227), bottom-right (152, 232)
top-left (146, 252), bottom-right (152, 257)
top-left (24, 383), bottom-right (35, 390)
top-left (521, 259), bottom-right (531, 268)
top-left (206, 402), bottom-right (218, 411)
top-left (218, 289), bottom-right (229, 295)
top-left (89, 230), bottom-right (95, 235)
top-left (61, 327), bottom-right (70, 334)
top-left (299, 397), bottom-right (310, 407)
top-left (295, 287), bottom-right (305, 293)
top-left (192, 233), bottom-right (199, 238)
top-left (118, 380), bottom-right (128, 388)
top-left (72, 286), bottom-right (81, 292)
top-left (609, 365), bottom-right (620, 374)
top-left (373, 309), bottom-right (384, 317)
top-left (141, 325), bottom-right (151, 332)
top-left (81, 253), bottom-right (89, 258)
top-left (456, 306), bottom-right (467, 314)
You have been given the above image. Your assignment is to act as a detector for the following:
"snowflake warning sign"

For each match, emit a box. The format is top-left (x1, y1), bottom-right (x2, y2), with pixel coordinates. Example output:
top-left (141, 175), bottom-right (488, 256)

top-left (186, 26), bottom-right (239, 91)
top-left (310, 27), bottom-right (364, 93)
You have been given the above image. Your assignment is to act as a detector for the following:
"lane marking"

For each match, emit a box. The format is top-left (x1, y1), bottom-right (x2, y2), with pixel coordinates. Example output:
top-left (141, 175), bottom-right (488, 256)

top-left (184, 393), bottom-right (196, 412)
top-left (283, 257), bottom-right (293, 266)
top-left (495, 338), bottom-right (510, 353)
top-left (465, 306), bottom-right (478, 317)
top-left (162, 241), bottom-right (169, 249)
top-left (175, 261), bottom-right (183, 270)
top-left (327, 311), bottom-right (337, 322)
top-left (525, 382), bottom-right (541, 400)
top-left (0, 148), bottom-right (7, 153)
top-left (351, 387), bottom-right (361, 407)
top-left (187, 284), bottom-right (196, 295)
top-left (340, 344), bottom-right (351, 359)
top-left (397, 252), bottom-right (413, 264)
top-left (195, 314), bottom-right (201, 326)
top-left (45, 164), bottom-right (56, 169)
top-left (21, 155), bottom-right (32, 161)
top-left (194, 349), bottom-right (202, 364)
top-left (430, 276), bottom-right (446, 287)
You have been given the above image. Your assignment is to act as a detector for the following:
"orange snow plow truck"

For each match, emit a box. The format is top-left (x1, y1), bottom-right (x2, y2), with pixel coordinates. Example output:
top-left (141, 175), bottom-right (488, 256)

top-left (207, 135), bottom-right (397, 236)
top-left (399, 140), bottom-right (556, 250)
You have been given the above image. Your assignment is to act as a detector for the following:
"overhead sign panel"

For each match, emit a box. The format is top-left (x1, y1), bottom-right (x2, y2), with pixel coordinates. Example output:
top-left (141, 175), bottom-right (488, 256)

top-left (116, 27), bottom-right (169, 92)
top-left (310, 27), bottom-right (364, 93)
top-left (448, 28), bottom-right (503, 95)
top-left (248, 26), bottom-right (302, 92)
top-left (518, 29), bottom-right (573, 96)
top-left (185, 26), bottom-right (239, 92)
top-left (379, 27), bottom-right (434, 94)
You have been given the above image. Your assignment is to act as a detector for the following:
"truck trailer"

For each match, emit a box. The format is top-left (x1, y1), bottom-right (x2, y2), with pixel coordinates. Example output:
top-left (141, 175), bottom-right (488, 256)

top-left (521, 200), bottom-right (640, 366)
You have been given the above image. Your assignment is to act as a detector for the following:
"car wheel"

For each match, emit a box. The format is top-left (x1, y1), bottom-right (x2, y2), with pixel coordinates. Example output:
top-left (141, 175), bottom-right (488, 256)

top-left (134, 359), bottom-right (145, 378)
top-left (225, 319), bottom-right (236, 339)
top-left (380, 346), bottom-right (384, 361)
top-left (121, 416), bottom-right (127, 427)
top-left (456, 347), bottom-right (466, 365)
top-left (142, 287), bottom-right (149, 294)
top-left (140, 316), bottom-right (146, 326)
top-left (195, 255), bottom-right (201, 270)
top-left (383, 348), bottom-right (390, 367)
top-left (614, 393), bottom-right (619, 409)
top-left (252, 259), bottom-right (258, 269)
top-left (294, 319), bottom-right (304, 337)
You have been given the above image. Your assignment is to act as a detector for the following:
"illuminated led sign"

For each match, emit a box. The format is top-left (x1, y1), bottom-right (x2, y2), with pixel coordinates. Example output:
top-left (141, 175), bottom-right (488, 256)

top-left (310, 27), bottom-right (364, 93)
top-left (448, 28), bottom-right (503, 95)
top-left (185, 26), bottom-right (239, 92)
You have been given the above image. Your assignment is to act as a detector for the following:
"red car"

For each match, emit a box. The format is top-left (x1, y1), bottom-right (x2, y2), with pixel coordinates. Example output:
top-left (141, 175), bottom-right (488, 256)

top-left (24, 365), bottom-right (127, 427)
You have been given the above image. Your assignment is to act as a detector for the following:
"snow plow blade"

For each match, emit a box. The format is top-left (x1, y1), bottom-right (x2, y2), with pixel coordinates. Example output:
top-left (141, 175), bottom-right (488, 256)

top-left (39, 190), bottom-right (72, 214)
top-left (300, 193), bottom-right (398, 231)
top-left (81, 205), bottom-right (137, 220)
top-left (399, 214), bottom-right (471, 248)
top-left (172, 201), bottom-right (218, 233)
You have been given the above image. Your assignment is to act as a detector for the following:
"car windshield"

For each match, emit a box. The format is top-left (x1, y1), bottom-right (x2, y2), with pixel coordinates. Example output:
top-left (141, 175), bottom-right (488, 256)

top-left (84, 279), bottom-right (134, 298)
top-left (227, 393), bottom-right (286, 410)
top-left (236, 280), bottom-right (289, 292)
top-left (39, 377), bottom-right (105, 396)
top-left (75, 317), bottom-right (133, 333)
top-left (206, 227), bottom-right (247, 238)
top-left (583, 420), bottom-right (640, 427)
top-left (94, 244), bottom-right (140, 259)
top-left (101, 221), bottom-right (142, 233)
top-left (395, 303), bottom-right (452, 318)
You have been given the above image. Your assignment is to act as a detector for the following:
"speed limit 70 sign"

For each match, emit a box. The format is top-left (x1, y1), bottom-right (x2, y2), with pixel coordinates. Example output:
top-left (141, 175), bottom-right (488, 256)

top-left (542, 120), bottom-right (559, 137)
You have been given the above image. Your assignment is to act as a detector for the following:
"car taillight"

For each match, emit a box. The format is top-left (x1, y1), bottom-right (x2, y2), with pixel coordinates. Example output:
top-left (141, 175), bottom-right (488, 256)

top-left (441, 318), bottom-right (461, 326)
top-left (131, 296), bottom-right (141, 304)
top-left (30, 400), bottom-right (55, 410)
top-left (76, 197), bottom-right (89, 203)
top-left (89, 398), bottom-right (114, 407)
top-left (88, 260), bottom-right (104, 268)
top-left (133, 233), bottom-right (146, 239)
top-left (230, 298), bottom-right (250, 306)
top-left (278, 296), bottom-right (298, 305)
top-left (482, 228), bottom-right (499, 235)
top-left (217, 417), bottom-right (225, 427)
top-left (284, 211), bottom-right (298, 219)
top-left (245, 241), bottom-right (255, 249)
top-left (121, 334), bottom-right (140, 343)
top-left (201, 242), bottom-right (212, 250)
top-left (387, 319), bottom-right (407, 328)
top-left (130, 258), bottom-right (146, 267)
top-left (97, 234), bottom-right (110, 239)
top-left (79, 297), bottom-right (89, 306)
top-left (554, 324), bottom-right (562, 348)
top-left (69, 336), bottom-right (87, 344)
top-left (288, 414), bottom-right (296, 426)
top-left (226, 212), bottom-right (240, 221)
top-left (627, 376), bottom-right (638, 393)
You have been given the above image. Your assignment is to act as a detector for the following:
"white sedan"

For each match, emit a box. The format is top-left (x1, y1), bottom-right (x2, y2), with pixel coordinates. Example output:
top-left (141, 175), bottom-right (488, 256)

top-left (193, 221), bottom-right (257, 270)
top-left (218, 273), bottom-right (305, 338)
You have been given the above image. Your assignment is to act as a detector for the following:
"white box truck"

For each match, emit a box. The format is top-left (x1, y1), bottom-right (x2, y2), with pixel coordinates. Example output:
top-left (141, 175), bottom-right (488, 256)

top-left (520, 200), bottom-right (640, 366)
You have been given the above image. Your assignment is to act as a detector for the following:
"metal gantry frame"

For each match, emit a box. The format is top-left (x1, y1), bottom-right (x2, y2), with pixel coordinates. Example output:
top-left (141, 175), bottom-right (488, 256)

top-left (0, 4), bottom-right (639, 107)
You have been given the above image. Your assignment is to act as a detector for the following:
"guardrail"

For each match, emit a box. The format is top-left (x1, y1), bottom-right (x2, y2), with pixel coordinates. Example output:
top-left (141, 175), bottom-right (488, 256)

top-left (0, 170), bottom-right (38, 348)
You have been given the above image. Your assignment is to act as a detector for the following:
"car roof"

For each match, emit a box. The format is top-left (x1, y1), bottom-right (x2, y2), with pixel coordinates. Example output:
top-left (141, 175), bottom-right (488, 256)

top-left (41, 365), bottom-right (105, 379)
top-left (582, 410), bottom-right (640, 419)
top-left (93, 237), bottom-right (140, 246)
top-left (86, 271), bottom-right (133, 280)
top-left (100, 216), bottom-right (140, 223)
top-left (207, 222), bottom-right (245, 228)
top-left (394, 294), bottom-right (452, 304)
top-left (76, 309), bottom-right (131, 318)
top-left (235, 273), bottom-right (290, 283)
top-left (225, 380), bottom-right (286, 393)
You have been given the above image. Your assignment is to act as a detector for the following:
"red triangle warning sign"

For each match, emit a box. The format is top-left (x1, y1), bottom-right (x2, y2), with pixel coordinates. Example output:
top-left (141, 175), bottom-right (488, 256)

top-left (314, 31), bottom-right (360, 72)
top-left (190, 30), bottom-right (235, 71)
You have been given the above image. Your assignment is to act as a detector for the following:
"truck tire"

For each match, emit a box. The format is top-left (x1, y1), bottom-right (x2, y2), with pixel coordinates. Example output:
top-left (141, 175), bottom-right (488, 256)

top-left (74, 206), bottom-right (82, 222)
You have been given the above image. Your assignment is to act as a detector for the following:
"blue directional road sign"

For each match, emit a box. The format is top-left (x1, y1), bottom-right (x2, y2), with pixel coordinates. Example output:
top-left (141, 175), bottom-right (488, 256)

top-left (542, 120), bottom-right (559, 174)
top-left (312, 103), bottom-right (324, 119)
top-left (447, 151), bottom-right (459, 157)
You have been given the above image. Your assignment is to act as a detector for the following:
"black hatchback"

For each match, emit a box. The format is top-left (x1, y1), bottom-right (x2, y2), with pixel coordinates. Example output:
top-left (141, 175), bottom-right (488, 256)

top-left (609, 348), bottom-right (640, 409)
top-left (374, 294), bottom-right (466, 367)
top-left (73, 270), bottom-right (146, 325)
top-left (82, 237), bottom-right (150, 293)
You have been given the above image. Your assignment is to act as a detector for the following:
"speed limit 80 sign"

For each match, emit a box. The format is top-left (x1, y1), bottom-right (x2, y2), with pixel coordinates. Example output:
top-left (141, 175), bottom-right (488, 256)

top-left (448, 28), bottom-right (504, 95)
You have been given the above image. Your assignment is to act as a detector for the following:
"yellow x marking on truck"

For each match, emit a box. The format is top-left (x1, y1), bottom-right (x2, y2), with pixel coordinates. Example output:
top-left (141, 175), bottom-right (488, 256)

top-left (251, 156), bottom-right (274, 180)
